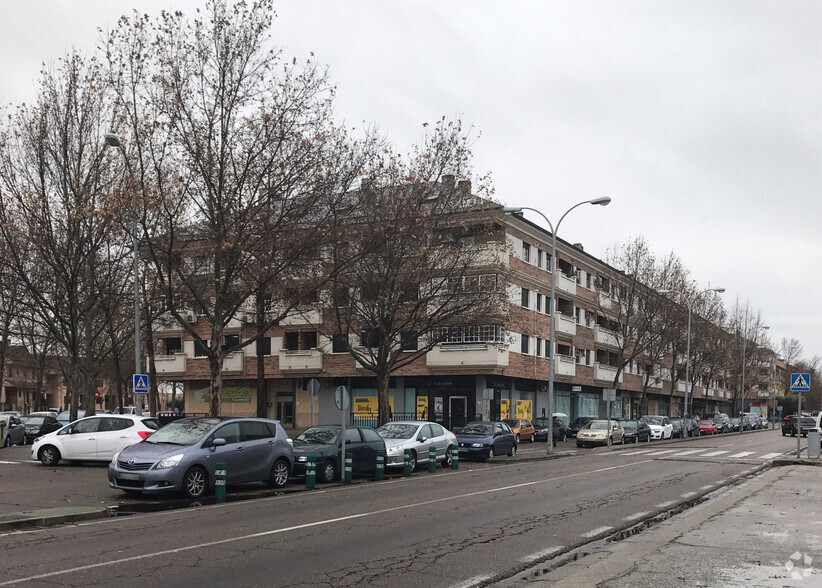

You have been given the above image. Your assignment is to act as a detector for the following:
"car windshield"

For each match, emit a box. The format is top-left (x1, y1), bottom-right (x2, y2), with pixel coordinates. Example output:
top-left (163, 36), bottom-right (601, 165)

top-left (572, 418), bottom-right (593, 426)
top-left (460, 423), bottom-right (493, 435)
top-left (295, 427), bottom-right (340, 444)
top-left (21, 416), bottom-right (44, 425)
top-left (376, 424), bottom-right (419, 440)
top-left (621, 420), bottom-right (638, 428)
top-left (700, 420), bottom-right (713, 425)
top-left (586, 421), bottom-right (609, 430)
top-left (532, 418), bottom-right (550, 426)
top-left (643, 417), bottom-right (663, 425)
top-left (502, 419), bottom-right (521, 428)
top-left (145, 419), bottom-right (219, 445)
top-left (56, 410), bottom-right (85, 421)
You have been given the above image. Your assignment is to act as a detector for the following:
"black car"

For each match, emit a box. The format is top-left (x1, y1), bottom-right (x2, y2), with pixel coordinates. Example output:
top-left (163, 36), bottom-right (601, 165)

top-left (21, 413), bottom-right (62, 443)
top-left (566, 417), bottom-right (595, 438)
top-left (619, 419), bottom-right (652, 443)
top-left (782, 416), bottom-right (816, 437)
top-left (292, 425), bottom-right (386, 482)
top-left (670, 418), bottom-right (686, 438)
top-left (711, 414), bottom-right (731, 434)
top-left (532, 417), bottom-right (567, 442)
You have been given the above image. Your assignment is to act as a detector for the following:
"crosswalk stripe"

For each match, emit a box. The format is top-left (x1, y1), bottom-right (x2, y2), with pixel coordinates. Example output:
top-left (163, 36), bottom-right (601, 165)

top-left (621, 450), bottom-right (653, 456)
top-left (646, 449), bottom-right (678, 456)
top-left (673, 449), bottom-right (708, 456)
top-left (581, 526), bottom-right (613, 538)
top-left (727, 452), bottom-right (756, 458)
top-left (700, 450), bottom-right (730, 457)
top-left (758, 453), bottom-right (783, 460)
top-left (0, 460), bottom-right (19, 464)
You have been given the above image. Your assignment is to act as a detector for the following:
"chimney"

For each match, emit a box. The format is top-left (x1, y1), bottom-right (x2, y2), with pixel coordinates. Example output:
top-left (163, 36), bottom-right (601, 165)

top-left (458, 179), bottom-right (472, 194)
top-left (573, 243), bottom-right (584, 251)
top-left (441, 174), bottom-right (456, 190)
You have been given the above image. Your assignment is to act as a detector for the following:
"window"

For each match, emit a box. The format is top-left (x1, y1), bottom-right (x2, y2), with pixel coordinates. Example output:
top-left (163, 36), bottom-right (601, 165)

top-left (586, 273), bottom-right (593, 289)
top-left (536, 293), bottom-right (543, 313)
top-left (72, 419), bottom-right (100, 434)
top-left (165, 338), bottom-right (182, 355)
top-left (576, 348), bottom-right (586, 365)
top-left (401, 331), bottom-right (419, 351)
top-left (433, 325), bottom-right (506, 345)
top-left (285, 332), bottom-right (300, 351)
top-left (241, 421), bottom-right (273, 441)
top-left (575, 308), bottom-right (582, 324)
top-left (521, 287), bottom-right (530, 308)
top-left (546, 253), bottom-right (553, 272)
top-left (430, 423), bottom-right (445, 437)
top-left (536, 338), bottom-right (542, 356)
top-left (332, 334), bottom-right (348, 353)
top-left (285, 331), bottom-right (317, 351)
top-left (345, 428), bottom-right (362, 443)
top-left (361, 428), bottom-right (382, 443)
top-left (576, 271), bottom-right (582, 285)
top-left (100, 418), bottom-right (132, 432)
top-left (521, 335), bottom-right (530, 354)
top-left (586, 350), bottom-right (593, 365)
top-left (222, 334), bottom-right (239, 351)
top-left (210, 422), bottom-right (241, 445)
top-left (361, 328), bottom-right (380, 348)
top-left (256, 337), bottom-right (272, 356)
top-left (522, 242), bottom-right (531, 262)
top-left (194, 340), bottom-right (209, 357)
top-left (586, 313), bottom-right (594, 328)
top-left (537, 249), bottom-right (544, 268)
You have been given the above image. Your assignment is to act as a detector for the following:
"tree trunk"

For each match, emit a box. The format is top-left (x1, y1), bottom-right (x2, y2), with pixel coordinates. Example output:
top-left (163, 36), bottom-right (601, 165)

top-left (146, 320), bottom-right (158, 416)
top-left (377, 370), bottom-right (391, 427)
top-left (256, 296), bottom-right (267, 418)
top-left (209, 352), bottom-right (223, 417)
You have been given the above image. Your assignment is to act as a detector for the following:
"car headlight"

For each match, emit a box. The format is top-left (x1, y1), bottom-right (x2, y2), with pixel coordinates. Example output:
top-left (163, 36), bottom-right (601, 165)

top-left (111, 452), bottom-right (121, 467)
top-left (297, 456), bottom-right (307, 462)
top-left (471, 443), bottom-right (484, 448)
top-left (386, 447), bottom-right (400, 455)
top-left (156, 453), bottom-right (184, 470)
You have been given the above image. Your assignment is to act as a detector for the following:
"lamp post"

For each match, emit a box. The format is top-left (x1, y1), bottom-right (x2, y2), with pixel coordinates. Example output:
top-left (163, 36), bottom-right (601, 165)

top-left (504, 197), bottom-right (611, 454)
top-left (105, 133), bottom-right (142, 417)
top-left (776, 344), bottom-right (798, 430)
top-left (739, 322), bottom-right (769, 433)
top-left (659, 287), bottom-right (725, 418)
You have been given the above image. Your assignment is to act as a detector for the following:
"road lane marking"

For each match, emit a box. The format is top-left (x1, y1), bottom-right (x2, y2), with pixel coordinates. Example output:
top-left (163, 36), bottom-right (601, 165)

top-left (681, 491), bottom-right (696, 498)
top-left (621, 450), bottom-right (653, 455)
top-left (520, 546), bottom-right (563, 562)
top-left (700, 485), bottom-right (714, 491)
top-left (0, 459), bottom-right (657, 586)
top-left (719, 443), bottom-right (736, 447)
top-left (758, 453), bottom-right (782, 459)
top-left (623, 511), bottom-right (648, 521)
top-left (701, 450), bottom-right (730, 457)
top-left (448, 574), bottom-right (494, 588)
top-left (656, 501), bottom-right (675, 508)
top-left (581, 526), bottom-right (613, 538)
top-left (0, 461), bottom-right (19, 465)
top-left (727, 452), bottom-right (756, 458)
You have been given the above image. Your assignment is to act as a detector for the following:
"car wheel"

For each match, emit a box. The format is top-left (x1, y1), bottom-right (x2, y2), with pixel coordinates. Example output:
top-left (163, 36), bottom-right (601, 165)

top-left (515, 434), bottom-right (520, 444)
top-left (268, 458), bottom-right (290, 488)
top-left (508, 444), bottom-right (516, 457)
top-left (442, 446), bottom-right (453, 468)
top-left (608, 436), bottom-right (613, 446)
top-left (408, 450), bottom-right (417, 470)
top-left (487, 448), bottom-right (495, 460)
top-left (529, 434), bottom-right (535, 443)
top-left (321, 460), bottom-right (337, 483)
top-left (38, 445), bottom-right (60, 466)
top-left (576, 442), bottom-right (583, 448)
top-left (621, 435), bottom-right (625, 445)
top-left (183, 466), bottom-right (208, 499)
top-left (782, 431), bottom-right (786, 436)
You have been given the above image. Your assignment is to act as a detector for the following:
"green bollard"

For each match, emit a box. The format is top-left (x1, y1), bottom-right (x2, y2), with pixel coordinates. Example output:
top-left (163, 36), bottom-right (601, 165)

top-left (215, 462), bottom-right (227, 502)
top-left (305, 457), bottom-right (316, 490)
top-left (403, 448), bottom-right (412, 477)
top-left (429, 446), bottom-right (437, 473)
top-left (375, 450), bottom-right (385, 481)
top-left (344, 451), bottom-right (352, 484)
top-left (451, 446), bottom-right (459, 470)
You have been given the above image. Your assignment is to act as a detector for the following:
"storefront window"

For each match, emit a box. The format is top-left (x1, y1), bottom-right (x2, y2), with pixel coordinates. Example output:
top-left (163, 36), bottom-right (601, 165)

top-left (578, 394), bottom-right (599, 417)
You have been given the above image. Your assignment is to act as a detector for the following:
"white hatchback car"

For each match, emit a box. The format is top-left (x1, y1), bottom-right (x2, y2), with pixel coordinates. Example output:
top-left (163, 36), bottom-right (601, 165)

top-left (32, 414), bottom-right (160, 465)
top-left (640, 415), bottom-right (673, 440)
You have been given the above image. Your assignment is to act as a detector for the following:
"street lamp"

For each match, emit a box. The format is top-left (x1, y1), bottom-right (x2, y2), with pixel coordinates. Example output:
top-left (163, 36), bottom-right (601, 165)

top-left (504, 197), bottom-right (611, 454)
top-left (739, 323), bottom-right (769, 433)
top-left (105, 133), bottom-right (143, 417)
top-left (659, 287), bottom-right (725, 418)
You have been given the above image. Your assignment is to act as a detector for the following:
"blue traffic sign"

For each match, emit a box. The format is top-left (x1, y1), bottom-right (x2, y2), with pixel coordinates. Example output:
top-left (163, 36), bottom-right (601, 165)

top-left (133, 374), bottom-right (149, 394)
top-left (790, 373), bottom-right (810, 392)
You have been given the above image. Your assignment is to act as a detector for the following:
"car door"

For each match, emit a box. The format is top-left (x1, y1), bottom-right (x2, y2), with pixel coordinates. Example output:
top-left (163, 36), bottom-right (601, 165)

top-left (359, 427), bottom-right (384, 473)
top-left (95, 417), bottom-right (136, 459)
top-left (9, 417), bottom-right (25, 444)
top-left (43, 416), bottom-right (61, 436)
top-left (344, 427), bottom-right (366, 472)
top-left (428, 423), bottom-right (449, 460)
top-left (239, 421), bottom-right (278, 481)
top-left (58, 418), bottom-right (101, 459)
top-left (493, 423), bottom-right (508, 454)
top-left (203, 422), bottom-right (244, 482)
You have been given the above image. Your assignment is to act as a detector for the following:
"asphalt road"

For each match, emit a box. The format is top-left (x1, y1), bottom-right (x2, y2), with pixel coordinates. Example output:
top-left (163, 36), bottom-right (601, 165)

top-left (0, 429), bottom-right (796, 587)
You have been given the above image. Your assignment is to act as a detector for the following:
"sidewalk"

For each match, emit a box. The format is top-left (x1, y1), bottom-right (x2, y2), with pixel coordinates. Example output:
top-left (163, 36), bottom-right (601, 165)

top-left (509, 458), bottom-right (822, 587)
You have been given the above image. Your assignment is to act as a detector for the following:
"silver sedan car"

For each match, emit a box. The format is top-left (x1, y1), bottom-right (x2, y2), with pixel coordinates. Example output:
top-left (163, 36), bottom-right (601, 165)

top-left (376, 421), bottom-right (457, 470)
top-left (108, 417), bottom-right (293, 498)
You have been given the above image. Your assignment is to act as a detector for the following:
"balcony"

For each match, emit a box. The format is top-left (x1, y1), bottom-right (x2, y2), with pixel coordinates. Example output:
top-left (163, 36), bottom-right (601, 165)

top-left (647, 376), bottom-right (663, 389)
top-left (555, 313), bottom-right (577, 337)
top-left (556, 272), bottom-right (577, 295)
top-left (154, 353), bottom-right (186, 375)
top-left (594, 325), bottom-right (619, 348)
top-left (280, 309), bottom-right (321, 326)
top-left (222, 351), bottom-right (245, 374)
top-left (279, 349), bottom-right (323, 372)
top-left (554, 355), bottom-right (576, 377)
top-left (594, 363), bottom-right (623, 383)
top-left (426, 344), bottom-right (509, 368)
top-left (598, 292), bottom-right (612, 309)
top-left (677, 381), bottom-right (687, 393)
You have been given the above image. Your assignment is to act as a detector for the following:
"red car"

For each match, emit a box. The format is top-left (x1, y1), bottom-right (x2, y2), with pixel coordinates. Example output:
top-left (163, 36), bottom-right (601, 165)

top-left (699, 419), bottom-right (718, 435)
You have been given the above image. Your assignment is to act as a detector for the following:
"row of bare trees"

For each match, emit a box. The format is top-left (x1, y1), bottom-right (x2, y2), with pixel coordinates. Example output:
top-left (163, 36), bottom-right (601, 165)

top-left (0, 1), bottom-right (506, 422)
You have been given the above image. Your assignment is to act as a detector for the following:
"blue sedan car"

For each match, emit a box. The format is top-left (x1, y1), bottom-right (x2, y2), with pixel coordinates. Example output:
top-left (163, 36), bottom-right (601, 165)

top-left (457, 421), bottom-right (517, 461)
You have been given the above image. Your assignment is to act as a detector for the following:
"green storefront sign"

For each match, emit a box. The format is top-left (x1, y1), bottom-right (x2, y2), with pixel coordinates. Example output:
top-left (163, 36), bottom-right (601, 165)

top-left (193, 381), bottom-right (253, 404)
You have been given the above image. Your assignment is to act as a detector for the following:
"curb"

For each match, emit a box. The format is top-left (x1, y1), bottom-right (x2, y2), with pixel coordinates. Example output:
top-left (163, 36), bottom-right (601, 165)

top-left (0, 506), bottom-right (108, 532)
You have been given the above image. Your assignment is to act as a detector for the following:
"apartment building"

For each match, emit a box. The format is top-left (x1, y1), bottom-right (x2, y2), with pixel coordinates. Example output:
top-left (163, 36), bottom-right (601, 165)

top-left (153, 196), bottom-right (740, 429)
top-left (0, 346), bottom-right (65, 412)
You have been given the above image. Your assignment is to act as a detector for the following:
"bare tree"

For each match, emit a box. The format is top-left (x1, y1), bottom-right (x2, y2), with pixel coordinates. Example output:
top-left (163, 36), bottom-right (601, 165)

top-left (324, 119), bottom-right (508, 426)
top-left (726, 299), bottom-right (771, 416)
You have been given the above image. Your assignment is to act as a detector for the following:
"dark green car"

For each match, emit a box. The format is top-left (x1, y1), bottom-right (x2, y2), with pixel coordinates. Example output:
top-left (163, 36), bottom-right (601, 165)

top-left (292, 425), bottom-right (386, 483)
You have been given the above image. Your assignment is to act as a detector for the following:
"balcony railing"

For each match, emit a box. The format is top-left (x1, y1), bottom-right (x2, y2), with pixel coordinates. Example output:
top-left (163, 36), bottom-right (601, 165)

top-left (556, 272), bottom-right (577, 295)
top-left (426, 344), bottom-right (509, 368)
top-left (280, 309), bottom-right (321, 326)
top-left (598, 292), bottom-right (612, 309)
top-left (278, 348), bottom-right (323, 372)
top-left (594, 325), bottom-right (619, 348)
top-left (555, 313), bottom-right (577, 337)
top-left (646, 376), bottom-right (663, 389)
top-left (594, 363), bottom-right (623, 383)
top-left (154, 353), bottom-right (186, 375)
top-left (555, 355), bottom-right (576, 377)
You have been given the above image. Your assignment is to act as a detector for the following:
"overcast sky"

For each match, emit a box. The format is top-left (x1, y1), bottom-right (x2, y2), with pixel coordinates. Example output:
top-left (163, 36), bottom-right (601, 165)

top-left (2, 1), bottom-right (820, 362)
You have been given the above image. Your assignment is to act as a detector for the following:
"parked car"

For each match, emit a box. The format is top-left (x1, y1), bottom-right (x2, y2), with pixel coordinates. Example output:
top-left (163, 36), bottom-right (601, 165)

top-left (532, 417), bottom-right (567, 442)
top-left (566, 417), bottom-right (596, 438)
top-left (687, 417), bottom-right (701, 436)
top-left (109, 417), bottom-right (292, 498)
top-left (503, 418), bottom-right (536, 443)
top-left (619, 419), bottom-right (652, 443)
top-left (670, 418), bottom-right (687, 438)
top-left (457, 421), bottom-right (517, 460)
top-left (376, 421), bottom-right (456, 469)
top-left (711, 414), bottom-right (731, 434)
top-left (21, 413), bottom-right (62, 444)
top-left (640, 415), bottom-right (673, 440)
top-left (0, 410), bottom-right (23, 417)
top-left (782, 416), bottom-right (816, 437)
top-left (576, 420), bottom-right (624, 447)
top-left (55, 410), bottom-right (86, 426)
top-left (741, 413), bottom-right (760, 430)
top-left (33, 414), bottom-right (160, 466)
top-left (1, 415), bottom-right (26, 447)
top-left (729, 417), bottom-right (743, 432)
top-left (699, 419), bottom-right (718, 435)
top-left (292, 425), bottom-right (386, 482)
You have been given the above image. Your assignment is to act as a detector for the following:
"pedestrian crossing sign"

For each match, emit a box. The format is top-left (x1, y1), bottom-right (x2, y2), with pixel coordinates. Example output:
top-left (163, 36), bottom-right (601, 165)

top-left (133, 374), bottom-right (149, 394)
top-left (790, 373), bottom-right (810, 392)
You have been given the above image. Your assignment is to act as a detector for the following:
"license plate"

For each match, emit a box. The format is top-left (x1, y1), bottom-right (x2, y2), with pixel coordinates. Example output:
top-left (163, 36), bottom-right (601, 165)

top-left (118, 473), bottom-right (140, 481)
